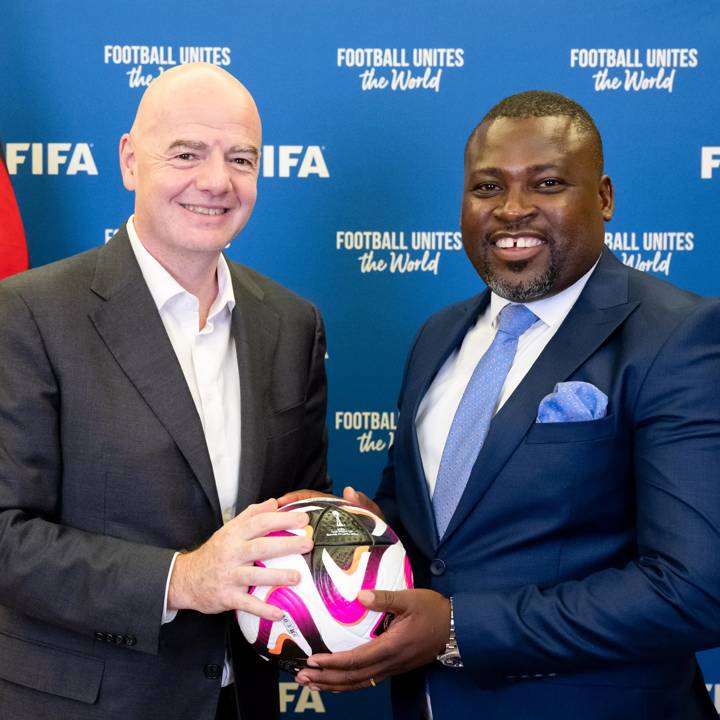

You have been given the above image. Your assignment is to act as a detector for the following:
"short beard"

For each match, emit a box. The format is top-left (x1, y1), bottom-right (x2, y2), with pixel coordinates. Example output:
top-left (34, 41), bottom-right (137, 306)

top-left (479, 246), bottom-right (559, 302)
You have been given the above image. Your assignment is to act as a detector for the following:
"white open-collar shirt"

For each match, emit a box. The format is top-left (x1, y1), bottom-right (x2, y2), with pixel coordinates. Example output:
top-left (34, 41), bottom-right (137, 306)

top-left (127, 216), bottom-right (240, 685)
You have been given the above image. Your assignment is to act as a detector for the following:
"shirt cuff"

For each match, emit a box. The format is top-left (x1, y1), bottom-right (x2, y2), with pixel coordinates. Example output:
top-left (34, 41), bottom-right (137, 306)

top-left (162, 552), bottom-right (180, 624)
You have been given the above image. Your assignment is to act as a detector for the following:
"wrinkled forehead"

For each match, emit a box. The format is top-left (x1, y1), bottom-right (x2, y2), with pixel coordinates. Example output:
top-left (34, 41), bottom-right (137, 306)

top-left (151, 106), bottom-right (261, 145)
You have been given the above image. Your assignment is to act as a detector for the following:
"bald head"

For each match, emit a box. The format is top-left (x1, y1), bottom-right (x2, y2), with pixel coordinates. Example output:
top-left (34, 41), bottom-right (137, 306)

top-left (119, 63), bottom-right (263, 268)
top-left (130, 63), bottom-right (261, 139)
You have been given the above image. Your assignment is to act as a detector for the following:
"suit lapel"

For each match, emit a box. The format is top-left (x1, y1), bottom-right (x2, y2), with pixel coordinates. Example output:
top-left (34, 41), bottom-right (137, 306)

top-left (88, 229), bottom-right (221, 521)
top-left (400, 293), bottom-right (489, 556)
top-left (228, 264), bottom-right (280, 513)
top-left (440, 250), bottom-right (640, 543)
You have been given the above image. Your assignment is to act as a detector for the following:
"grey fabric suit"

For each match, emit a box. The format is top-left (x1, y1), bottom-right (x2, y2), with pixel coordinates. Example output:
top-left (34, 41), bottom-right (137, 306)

top-left (0, 227), bottom-right (330, 720)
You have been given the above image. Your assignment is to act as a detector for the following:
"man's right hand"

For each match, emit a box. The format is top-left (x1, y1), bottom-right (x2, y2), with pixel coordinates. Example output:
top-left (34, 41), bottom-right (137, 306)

top-left (168, 498), bottom-right (312, 619)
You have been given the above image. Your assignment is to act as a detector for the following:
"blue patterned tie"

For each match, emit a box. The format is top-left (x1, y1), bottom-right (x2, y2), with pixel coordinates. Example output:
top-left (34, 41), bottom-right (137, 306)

top-left (432, 303), bottom-right (538, 538)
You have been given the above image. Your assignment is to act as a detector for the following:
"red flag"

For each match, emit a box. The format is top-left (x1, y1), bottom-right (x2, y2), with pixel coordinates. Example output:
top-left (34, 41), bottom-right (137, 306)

top-left (0, 146), bottom-right (29, 279)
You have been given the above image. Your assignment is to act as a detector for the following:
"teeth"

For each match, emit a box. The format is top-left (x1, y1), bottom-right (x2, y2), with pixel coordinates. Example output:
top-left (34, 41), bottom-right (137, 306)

top-left (183, 204), bottom-right (226, 216)
top-left (516, 237), bottom-right (543, 248)
top-left (495, 236), bottom-right (544, 249)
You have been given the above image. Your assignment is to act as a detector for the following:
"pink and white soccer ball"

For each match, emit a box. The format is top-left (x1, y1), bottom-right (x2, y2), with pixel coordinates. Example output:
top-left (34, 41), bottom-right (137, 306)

top-left (236, 497), bottom-right (414, 673)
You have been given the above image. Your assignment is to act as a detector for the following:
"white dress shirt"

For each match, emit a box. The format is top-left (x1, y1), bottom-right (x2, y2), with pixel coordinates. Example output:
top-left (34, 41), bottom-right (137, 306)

top-left (127, 216), bottom-right (241, 685)
top-left (416, 259), bottom-right (599, 497)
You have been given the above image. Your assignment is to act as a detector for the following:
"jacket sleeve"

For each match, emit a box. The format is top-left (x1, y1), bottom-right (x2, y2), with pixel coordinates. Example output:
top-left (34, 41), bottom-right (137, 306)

top-left (375, 320), bottom-right (431, 544)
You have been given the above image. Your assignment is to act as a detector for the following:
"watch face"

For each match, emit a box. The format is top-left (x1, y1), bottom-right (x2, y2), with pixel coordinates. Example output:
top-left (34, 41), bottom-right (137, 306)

top-left (438, 652), bottom-right (463, 668)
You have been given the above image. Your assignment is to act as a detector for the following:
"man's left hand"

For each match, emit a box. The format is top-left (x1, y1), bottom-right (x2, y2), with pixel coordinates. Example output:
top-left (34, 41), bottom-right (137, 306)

top-left (296, 588), bottom-right (450, 691)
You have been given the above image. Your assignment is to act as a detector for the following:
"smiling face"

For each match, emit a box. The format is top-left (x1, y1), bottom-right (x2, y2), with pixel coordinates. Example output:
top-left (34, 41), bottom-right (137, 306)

top-left (119, 64), bottom-right (262, 265)
top-left (461, 116), bottom-right (613, 302)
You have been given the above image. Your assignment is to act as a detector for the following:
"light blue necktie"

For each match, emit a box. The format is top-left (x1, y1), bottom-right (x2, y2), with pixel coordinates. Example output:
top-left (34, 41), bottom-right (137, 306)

top-left (432, 303), bottom-right (538, 538)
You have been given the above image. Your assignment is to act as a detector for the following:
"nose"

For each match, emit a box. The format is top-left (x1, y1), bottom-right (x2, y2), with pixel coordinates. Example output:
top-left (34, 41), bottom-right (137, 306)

top-left (195, 152), bottom-right (232, 195)
top-left (492, 185), bottom-right (536, 225)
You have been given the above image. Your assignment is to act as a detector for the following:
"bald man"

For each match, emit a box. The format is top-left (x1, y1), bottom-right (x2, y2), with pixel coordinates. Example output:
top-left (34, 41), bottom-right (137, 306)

top-left (0, 64), bottom-right (330, 720)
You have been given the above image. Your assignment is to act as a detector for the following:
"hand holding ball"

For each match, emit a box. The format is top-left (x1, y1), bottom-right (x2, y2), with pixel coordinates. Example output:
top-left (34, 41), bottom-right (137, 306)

top-left (237, 497), bottom-right (413, 674)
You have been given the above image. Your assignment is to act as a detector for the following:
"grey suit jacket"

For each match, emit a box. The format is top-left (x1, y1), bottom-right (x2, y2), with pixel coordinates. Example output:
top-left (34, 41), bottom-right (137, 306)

top-left (0, 227), bottom-right (330, 720)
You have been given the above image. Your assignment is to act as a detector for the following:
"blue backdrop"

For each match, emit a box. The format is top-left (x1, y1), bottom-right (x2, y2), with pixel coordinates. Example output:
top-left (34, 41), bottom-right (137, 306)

top-left (2, 1), bottom-right (719, 716)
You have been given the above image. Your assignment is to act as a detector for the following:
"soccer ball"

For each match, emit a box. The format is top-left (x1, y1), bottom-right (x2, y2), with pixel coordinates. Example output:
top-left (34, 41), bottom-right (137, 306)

top-left (236, 496), bottom-right (414, 674)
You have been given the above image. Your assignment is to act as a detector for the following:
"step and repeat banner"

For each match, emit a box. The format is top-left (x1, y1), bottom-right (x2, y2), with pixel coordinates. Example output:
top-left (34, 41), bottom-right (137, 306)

top-left (2, 1), bottom-right (719, 717)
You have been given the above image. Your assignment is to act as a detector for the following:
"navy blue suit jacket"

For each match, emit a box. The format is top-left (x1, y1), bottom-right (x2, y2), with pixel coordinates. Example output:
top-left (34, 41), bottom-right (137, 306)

top-left (377, 249), bottom-right (720, 720)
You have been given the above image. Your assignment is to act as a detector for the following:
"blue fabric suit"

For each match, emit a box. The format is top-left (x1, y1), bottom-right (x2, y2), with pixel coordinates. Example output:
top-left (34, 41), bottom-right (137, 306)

top-left (377, 249), bottom-right (720, 720)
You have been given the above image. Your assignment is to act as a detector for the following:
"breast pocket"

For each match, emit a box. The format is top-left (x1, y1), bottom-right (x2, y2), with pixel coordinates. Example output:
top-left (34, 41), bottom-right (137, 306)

top-left (525, 413), bottom-right (616, 444)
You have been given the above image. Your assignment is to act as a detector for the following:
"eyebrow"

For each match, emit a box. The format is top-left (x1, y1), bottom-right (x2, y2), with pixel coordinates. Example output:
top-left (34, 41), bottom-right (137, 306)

top-left (166, 140), bottom-right (259, 158)
top-left (469, 163), bottom-right (563, 177)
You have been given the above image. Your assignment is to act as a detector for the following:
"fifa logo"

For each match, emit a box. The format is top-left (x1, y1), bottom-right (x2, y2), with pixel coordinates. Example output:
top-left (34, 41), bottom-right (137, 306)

top-left (331, 510), bottom-right (346, 529)
top-left (261, 145), bottom-right (329, 178)
top-left (279, 683), bottom-right (325, 713)
top-left (3, 143), bottom-right (98, 175)
top-left (701, 147), bottom-right (720, 179)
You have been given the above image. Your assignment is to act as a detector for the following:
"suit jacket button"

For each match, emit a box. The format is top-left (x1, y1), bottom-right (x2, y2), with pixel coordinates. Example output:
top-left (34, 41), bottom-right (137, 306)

top-left (204, 663), bottom-right (222, 680)
top-left (113, 634), bottom-right (124, 645)
top-left (124, 634), bottom-right (137, 647)
top-left (430, 558), bottom-right (446, 576)
top-left (94, 632), bottom-right (106, 642)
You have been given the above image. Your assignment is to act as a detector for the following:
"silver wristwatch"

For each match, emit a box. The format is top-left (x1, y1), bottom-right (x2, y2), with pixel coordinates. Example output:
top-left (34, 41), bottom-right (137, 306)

top-left (436, 596), bottom-right (463, 667)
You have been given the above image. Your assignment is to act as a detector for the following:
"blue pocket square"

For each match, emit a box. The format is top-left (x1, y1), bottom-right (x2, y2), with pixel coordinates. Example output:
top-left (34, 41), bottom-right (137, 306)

top-left (537, 381), bottom-right (608, 423)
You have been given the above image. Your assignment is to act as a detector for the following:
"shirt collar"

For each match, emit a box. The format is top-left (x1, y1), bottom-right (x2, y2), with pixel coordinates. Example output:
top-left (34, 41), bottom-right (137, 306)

top-left (210, 253), bottom-right (236, 319)
top-left (126, 215), bottom-right (235, 318)
top-left (489, 255), bottom-right (601, 329)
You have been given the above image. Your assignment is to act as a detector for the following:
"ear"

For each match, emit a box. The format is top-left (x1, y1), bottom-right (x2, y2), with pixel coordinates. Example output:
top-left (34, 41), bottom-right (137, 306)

top-left (599, 175), bottom-right (614, 221)
top-left (118, 133), bottom-right (136, 191)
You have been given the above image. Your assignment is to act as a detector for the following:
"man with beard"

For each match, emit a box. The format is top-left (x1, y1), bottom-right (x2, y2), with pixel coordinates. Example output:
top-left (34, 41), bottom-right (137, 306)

top-left (292, 91), bottom-right (720, 719)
